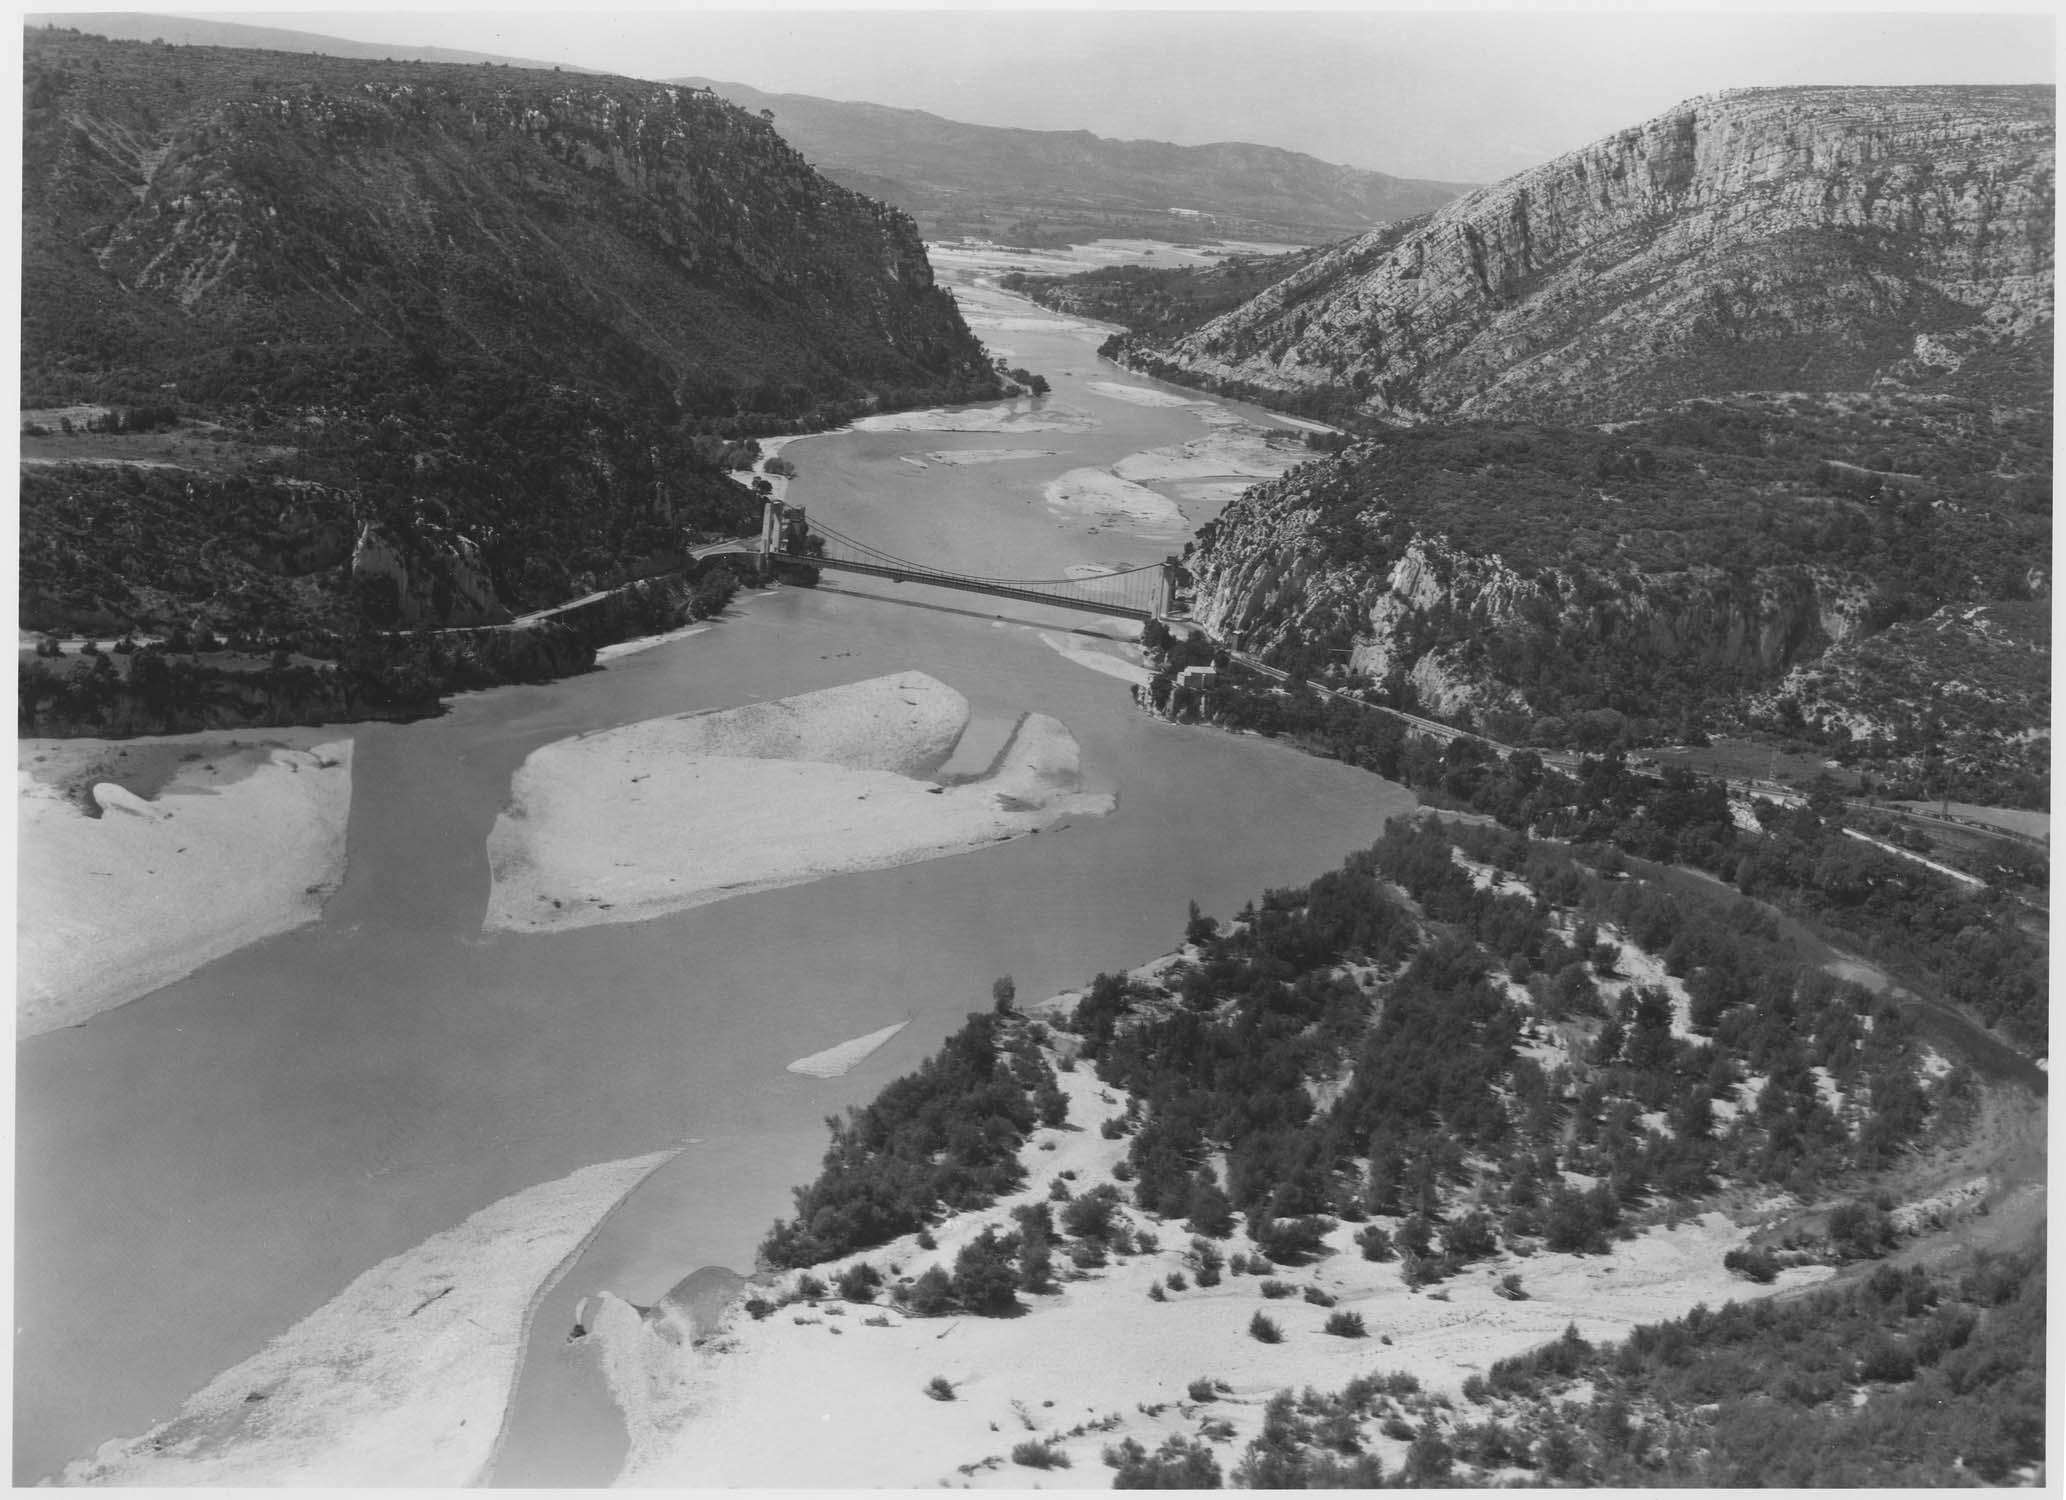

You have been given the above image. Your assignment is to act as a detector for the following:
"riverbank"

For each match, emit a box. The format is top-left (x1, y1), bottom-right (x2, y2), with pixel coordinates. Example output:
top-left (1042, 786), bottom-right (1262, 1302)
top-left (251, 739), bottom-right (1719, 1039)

top-left (481, 671), bottom-right (1115, 934)
top-left (596, 988), bottom-right (1832, 1489)
top-left (17, 731), bottom-right (354, 1036)
top-left (58, 1150), bottom-right (676, 1486)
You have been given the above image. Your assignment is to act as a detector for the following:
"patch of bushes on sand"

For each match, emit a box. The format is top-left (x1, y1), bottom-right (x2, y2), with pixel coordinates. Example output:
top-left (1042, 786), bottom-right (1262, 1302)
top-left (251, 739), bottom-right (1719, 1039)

top-left (1248, 1246), bottom-right (2043, 1485)
top-left (1010, 1438), bottom-right (1069, 1469)
top-left (1103, 1432), bottom-right (1225, 1488)
top-left (760, 1009), bottom-right (1066, 1267)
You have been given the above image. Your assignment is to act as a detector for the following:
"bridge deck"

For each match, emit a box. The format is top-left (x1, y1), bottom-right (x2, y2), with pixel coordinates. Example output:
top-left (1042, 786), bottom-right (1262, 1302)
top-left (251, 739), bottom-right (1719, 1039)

top-left (809, 555), bottom-right (1151, 621)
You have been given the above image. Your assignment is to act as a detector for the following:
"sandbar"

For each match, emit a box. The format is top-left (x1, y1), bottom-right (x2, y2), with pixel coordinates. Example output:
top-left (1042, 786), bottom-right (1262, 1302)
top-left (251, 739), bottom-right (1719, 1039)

top-left (787, 1020), bottom-right (911, 1079)
top-left (920, 448), bottom-right (1057, 466)
top-left (1085, 380), bottom-right (1203, 408)
top-left (482, 672), bottom-right (1114, 934)
top-left (17, 734), bottom-right (353, 1037)
top-left (1112, 427), bottom-right (1305, 485)
top-left (1043, 468), bottom-right (1187, 534)
top-left (851, 400), bottom-right (1097, 435)
top-left (1036, 631), bottom-right (1155, 687)
top-left (61, 1150), bottom-right (676, 1487)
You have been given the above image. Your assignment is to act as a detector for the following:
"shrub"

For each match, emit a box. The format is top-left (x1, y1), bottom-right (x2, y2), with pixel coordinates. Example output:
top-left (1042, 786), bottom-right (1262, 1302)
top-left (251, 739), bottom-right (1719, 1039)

top-left (1148, 1280), bottom-right (1166, 1301)
top-left (837, 1262), bottom-right (882, 1302)
top-left (1495, 1272), bottom-right (1527, 1301)
top-left (743, 1297), bottom-right (775, 1320)
top-left (1167, 1271), bottom-right (1188, 1292)
top-left (1259, 1280), bottom-right (1295, 1299)
top-left (1187, 1376), bottom-right (1219, 1402)
top-left (925, 1375), bottom-right (957, 1401)
top-left (907, 1265), bottom-right (956, 1316)
top-left (1255, 1214), bottom-right (1337, 1265)
top-left (1249, 1312), bottom-right (1283, 1343)
top-left (793, 1273), bottom-right (826, 1302)
top-left (1105, 1434), bottom-right (1224, 1488)
top-left (916, 1229), bottom-right (938, 1251)
top-left (1323, 1310), bottom-right (1367, 1338)
top-left (1302, 1285), bottom-right (1337, 1307)
top-left (1012, 1439), bottom-right (1070, 1470)
top-left (1356, 1225), bottom-right (1396, 1262)
top-left (953, 1227), bottom-right (1022, 1316)
top-left (1724, 1244), bottom-right (1780, 1283)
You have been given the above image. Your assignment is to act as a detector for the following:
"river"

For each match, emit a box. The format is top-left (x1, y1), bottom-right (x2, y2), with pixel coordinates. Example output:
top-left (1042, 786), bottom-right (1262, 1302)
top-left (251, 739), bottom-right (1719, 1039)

top-left (12, 243), bottom-right (1419, 1483)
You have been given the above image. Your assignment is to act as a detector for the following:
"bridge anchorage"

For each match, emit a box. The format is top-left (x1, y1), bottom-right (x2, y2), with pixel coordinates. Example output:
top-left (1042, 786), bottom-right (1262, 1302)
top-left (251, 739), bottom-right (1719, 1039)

top-left (757, 498), bottom-right (1184, 622)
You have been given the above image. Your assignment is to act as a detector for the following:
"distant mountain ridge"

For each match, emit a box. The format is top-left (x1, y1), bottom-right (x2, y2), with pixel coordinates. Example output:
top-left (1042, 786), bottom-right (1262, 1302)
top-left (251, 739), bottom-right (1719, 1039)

top-left (1115, 85), bottom-right (2054, 421)
top-left (674, 76), bottom-right (1476, 247)
top-left (30, 12), bottom-right (601, 72)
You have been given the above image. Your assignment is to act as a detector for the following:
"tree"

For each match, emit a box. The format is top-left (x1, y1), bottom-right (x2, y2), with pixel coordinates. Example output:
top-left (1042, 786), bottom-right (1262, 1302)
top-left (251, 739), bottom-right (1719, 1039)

top-left (952, 1227), bottom-right (1022, 1315)
top-left (992, 976), bottom-right (1016, 1014)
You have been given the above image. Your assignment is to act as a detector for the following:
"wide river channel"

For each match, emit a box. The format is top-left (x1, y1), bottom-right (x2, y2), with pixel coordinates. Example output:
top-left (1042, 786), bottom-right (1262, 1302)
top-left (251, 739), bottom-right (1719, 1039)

top-left (14, 245), bottom-right (1419, 1483)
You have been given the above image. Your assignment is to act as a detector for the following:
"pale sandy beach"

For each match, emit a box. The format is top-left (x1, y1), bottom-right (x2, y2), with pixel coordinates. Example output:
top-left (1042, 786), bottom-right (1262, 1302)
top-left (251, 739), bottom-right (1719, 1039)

top-left (17, 733), bottom-right (354, 1036)
top-left (61, 1150), bottom-right (677, 1487)
top-left (482, 672), bottom-right (1115, 934)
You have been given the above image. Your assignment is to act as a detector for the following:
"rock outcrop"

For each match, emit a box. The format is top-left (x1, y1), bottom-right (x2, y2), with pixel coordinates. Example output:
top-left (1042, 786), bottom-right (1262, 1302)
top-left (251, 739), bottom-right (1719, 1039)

top-left (1126, 87), bottom-right (2054, 421)
top-left (1190, 487), bottom-right (1876, 731)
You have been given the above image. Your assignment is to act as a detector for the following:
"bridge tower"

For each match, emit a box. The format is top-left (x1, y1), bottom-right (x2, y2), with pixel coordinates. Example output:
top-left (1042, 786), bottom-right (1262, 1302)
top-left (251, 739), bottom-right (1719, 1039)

top-left (1155, 555), bottom-right (1182, 619)
top-left (758, 497), bottom-right (781, 575)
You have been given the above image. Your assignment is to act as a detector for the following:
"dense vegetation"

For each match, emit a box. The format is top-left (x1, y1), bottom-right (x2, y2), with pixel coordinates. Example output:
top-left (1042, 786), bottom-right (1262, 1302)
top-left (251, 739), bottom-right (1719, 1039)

top-left (760, 1008), bottom-right (1067, 1268)
top-left (1000, 247), bottom-right (1324, 342)
top-left (764, 807), bottom-right (1981, 1281)
top-left (19, 556), bottom-right (759, 736)
top-left (22, 28), bottom-right (1003, 646)
top-left (1206, 1245), bottom-right (2044, 1487)
top-left (1149, 650), bottom-right (2046, 1054)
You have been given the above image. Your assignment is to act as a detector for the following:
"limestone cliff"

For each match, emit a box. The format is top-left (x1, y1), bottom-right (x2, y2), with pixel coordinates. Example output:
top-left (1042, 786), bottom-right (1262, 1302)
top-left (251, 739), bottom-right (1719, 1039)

top-left (1127, 87), bottom-right (2054, 421)
top-left (1192, 486), bottom-right (1873, 733)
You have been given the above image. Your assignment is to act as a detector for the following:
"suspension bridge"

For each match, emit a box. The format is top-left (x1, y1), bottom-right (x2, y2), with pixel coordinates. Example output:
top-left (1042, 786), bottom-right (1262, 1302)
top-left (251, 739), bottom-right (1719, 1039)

top-left (742, 499), bottom-right (1182, 621)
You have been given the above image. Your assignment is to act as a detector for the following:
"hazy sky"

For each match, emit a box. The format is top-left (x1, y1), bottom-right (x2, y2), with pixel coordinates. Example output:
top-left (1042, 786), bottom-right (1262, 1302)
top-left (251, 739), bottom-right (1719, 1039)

top-left (52, 5), bottom-right (2066, 179)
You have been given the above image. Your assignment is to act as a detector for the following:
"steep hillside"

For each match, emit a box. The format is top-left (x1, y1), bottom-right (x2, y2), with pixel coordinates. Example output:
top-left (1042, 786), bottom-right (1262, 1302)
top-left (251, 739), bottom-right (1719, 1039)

top-left (1117, 87), bottom-right (2054, 422)
top-left (1183, 391), bottom-right (2049, 800)
top-left (676, 77), bottom-right (1474, 247)
top-left (22, 28), bottom-right (1002, 640)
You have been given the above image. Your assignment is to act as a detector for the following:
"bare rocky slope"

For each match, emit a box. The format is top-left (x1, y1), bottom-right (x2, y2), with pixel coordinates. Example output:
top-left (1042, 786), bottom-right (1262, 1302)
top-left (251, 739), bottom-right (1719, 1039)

top-left (1120, 86), bottom-right (2053, 423)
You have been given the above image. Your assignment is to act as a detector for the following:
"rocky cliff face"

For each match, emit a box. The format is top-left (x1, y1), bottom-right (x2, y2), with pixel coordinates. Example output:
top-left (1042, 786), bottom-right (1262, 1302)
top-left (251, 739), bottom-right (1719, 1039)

top-left (1191, 478), bottom-right (1876, 732)
top-left (350, 524), bottom-right (505, 628)
top-left (1134, 87), bottom-right (2054, 421)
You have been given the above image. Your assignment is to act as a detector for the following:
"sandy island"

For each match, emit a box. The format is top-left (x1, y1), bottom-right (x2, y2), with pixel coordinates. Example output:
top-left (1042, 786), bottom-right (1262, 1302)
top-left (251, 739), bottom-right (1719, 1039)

top-left (482, 672), bottom-right (1114, 934)
top-left (17, 734), bottom-right (354, 1037)
top-left (61, 1150), bottom-right (677, 1487)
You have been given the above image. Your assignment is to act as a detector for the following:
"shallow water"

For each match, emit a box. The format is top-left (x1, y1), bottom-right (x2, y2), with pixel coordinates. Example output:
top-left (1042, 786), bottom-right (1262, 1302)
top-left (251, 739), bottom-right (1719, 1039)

top-left (13, 259), bottom-right (1410, 1484)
